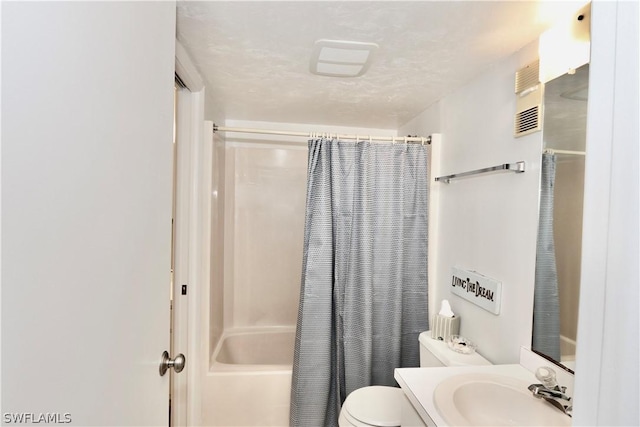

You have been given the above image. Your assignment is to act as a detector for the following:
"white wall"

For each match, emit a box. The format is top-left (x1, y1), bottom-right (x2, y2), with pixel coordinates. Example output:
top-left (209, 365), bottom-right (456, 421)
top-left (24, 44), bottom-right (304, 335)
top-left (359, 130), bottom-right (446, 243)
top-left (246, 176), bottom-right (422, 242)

top-left (554, 156), bottom-right (584, 349)
top-left (210, 133), bottom-right (226, 351)
top-left (223, 135), bottom-right (308, 329)
top-left (400, 41), bottom-right (543, 364)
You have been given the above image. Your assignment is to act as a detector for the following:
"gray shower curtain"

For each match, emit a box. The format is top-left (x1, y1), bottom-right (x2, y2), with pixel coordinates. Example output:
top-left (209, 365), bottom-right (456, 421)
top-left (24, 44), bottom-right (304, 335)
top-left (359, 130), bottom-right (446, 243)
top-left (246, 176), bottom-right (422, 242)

top-left (290, 138), bottom-right (429, 427)
top-left (532, 152), bottom-right (561, 361)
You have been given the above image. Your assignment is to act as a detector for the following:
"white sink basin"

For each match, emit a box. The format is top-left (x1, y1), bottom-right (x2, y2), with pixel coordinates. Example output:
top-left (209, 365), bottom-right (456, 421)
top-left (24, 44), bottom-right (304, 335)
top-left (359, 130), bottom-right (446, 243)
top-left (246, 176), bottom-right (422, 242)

top-left (433, 373), bottom-right (571, 426)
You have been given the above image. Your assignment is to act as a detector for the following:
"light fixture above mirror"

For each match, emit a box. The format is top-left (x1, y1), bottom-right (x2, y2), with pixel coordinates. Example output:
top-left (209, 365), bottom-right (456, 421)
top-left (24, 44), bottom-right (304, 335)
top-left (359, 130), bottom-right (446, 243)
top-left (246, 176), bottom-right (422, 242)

top-left (539, 2), bottom-right (591, 83)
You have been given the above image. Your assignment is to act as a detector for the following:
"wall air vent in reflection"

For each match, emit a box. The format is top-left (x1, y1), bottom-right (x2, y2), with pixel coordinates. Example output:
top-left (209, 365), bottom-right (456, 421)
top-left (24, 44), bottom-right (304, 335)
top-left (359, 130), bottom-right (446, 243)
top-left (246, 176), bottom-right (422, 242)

top-left (515, 105), bottom-right (542, 137)
top-left (515, 60), bottom-right (540, 94)
top-left (309, 39), bottom-right (378, 78)
top-left (514, 60), bottom-right (543, 138)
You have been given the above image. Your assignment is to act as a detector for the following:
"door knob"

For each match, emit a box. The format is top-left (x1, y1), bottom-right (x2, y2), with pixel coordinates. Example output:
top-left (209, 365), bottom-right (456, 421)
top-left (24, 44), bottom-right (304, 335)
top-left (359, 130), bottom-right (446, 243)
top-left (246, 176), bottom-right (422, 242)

top-left (159, 351), bottom-right (186, 376)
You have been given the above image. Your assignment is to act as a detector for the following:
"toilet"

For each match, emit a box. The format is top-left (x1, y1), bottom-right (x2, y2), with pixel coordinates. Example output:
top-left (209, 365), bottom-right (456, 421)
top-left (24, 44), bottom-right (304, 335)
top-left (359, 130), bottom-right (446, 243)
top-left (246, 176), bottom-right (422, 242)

top-left (337, 331), bottom-right (491, 427)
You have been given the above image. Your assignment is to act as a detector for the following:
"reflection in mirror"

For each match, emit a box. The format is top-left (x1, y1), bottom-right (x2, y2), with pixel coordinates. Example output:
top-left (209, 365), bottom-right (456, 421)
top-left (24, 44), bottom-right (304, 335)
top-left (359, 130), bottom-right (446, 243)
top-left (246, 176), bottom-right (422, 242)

top-left (532, 64), bottom-right (588, 372)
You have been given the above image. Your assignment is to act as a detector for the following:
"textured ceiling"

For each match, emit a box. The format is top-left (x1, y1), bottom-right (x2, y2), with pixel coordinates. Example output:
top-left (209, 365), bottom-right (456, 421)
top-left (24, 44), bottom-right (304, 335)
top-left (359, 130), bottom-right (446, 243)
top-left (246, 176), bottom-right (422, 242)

top-left (177, 1), bottom-right (582, 129)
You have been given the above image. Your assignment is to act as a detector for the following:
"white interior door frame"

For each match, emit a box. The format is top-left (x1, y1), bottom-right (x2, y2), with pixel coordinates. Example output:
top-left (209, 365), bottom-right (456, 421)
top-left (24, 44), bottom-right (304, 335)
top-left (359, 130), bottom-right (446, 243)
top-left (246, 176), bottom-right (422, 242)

top-left (189, 120), bottom-right (213, 427)
top-left (173, 40), bottom-right (211, 427)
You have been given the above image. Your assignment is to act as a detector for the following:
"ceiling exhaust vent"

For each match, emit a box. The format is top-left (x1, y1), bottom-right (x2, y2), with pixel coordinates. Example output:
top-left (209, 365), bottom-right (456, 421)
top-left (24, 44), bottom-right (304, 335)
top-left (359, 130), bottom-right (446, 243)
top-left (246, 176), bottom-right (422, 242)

top-left (310, 39), bottom-right (378, 78)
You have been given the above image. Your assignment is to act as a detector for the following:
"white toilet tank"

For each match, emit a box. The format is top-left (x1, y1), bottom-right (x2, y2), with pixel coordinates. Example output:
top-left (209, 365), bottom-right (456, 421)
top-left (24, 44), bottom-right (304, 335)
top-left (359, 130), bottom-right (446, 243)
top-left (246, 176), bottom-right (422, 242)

top-left (419, 331), bottom-right (491, 367)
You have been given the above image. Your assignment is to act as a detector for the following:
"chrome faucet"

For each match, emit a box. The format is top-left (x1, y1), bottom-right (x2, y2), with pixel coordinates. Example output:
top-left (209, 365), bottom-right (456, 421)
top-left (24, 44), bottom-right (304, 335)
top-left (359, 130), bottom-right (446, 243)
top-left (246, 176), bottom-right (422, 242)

top-left (528, 367), bottom-right (573, 417)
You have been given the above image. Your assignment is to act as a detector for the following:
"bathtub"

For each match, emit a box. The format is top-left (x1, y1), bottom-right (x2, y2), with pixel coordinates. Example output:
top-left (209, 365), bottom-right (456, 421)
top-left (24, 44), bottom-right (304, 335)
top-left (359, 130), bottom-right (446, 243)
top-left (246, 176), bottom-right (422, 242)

top-left (214, 328), bottom-right (295, 369)
top-left (202, 327), bottom-right (296, 426)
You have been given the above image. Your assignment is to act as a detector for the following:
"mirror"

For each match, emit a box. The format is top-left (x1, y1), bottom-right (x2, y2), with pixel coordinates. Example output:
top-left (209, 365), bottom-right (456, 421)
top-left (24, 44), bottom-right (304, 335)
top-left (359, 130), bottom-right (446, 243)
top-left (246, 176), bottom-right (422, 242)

top-left (532, 63), bottom-right (589, 372)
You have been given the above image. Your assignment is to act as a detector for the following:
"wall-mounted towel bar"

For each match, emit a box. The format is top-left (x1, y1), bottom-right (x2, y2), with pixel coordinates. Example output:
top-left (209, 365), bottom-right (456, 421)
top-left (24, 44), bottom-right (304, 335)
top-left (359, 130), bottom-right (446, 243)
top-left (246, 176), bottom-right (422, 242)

top-left (435, 161), bottom-right (525, 183)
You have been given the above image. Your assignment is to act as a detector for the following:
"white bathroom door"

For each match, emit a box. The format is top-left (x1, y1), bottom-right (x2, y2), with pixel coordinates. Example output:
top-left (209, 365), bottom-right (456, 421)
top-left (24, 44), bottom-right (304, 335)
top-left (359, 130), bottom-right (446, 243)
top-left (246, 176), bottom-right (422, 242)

top-left (1, 2), bottom-right (176, 425)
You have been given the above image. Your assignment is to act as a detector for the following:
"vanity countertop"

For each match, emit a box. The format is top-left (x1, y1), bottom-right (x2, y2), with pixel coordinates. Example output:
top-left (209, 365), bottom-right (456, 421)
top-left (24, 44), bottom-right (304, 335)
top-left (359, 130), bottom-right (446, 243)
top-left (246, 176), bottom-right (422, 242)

top-left (394, 364), bottom-right (542, 427)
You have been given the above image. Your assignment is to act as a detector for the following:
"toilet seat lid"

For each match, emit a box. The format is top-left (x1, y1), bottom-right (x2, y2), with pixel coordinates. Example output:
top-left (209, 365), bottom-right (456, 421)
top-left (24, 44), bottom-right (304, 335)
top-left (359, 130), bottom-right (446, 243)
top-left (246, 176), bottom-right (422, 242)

top-left (343, 386), bottom-right (403, 427)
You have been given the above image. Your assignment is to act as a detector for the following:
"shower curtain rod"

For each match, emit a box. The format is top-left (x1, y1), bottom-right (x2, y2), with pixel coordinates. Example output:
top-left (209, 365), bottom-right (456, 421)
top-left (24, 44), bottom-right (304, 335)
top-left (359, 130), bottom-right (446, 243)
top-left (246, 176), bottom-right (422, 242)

top-left (544, 148), bottom-right (586, 156)
top-left (212, 124), bottom-right (432, 145)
